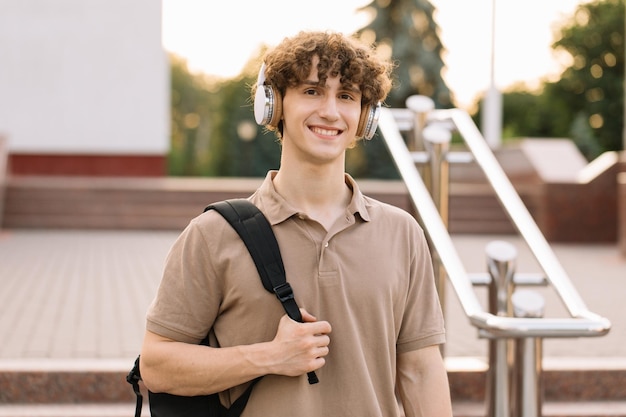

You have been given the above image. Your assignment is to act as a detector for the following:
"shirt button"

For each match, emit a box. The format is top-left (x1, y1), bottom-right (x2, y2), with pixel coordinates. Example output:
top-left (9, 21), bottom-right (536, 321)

top-left (324, 242), bottom-right (329, 248)
top-left (298, 214), bottom-right (305, 220)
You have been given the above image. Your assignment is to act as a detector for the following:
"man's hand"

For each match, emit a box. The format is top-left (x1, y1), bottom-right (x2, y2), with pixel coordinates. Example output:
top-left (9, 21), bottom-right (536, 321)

top-left (269, 309), bottom-right (331, 377)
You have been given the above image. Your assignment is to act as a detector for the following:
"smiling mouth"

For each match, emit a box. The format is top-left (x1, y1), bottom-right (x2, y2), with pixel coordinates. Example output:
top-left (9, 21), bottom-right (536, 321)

top-left (310, 126), bottom-right (341, 136)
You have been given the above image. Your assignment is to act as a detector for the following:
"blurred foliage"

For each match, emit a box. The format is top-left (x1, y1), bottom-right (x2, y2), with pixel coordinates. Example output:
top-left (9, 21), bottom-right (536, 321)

top-left (206, 68), bottom-right (282, 177)
top-left (473, 0), bottom-right (624, 160)
top-left (168, 55), bottom-right (216, 176)
top-left (357, 0), bottom-right (452, 109)
top-left (168, 53), bottom-right (281, 177)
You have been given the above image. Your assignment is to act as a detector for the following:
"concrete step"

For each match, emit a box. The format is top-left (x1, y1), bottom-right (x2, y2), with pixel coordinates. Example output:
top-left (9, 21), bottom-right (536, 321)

top-left (1, 359), bottom-right (624, 414)
top-left (449, 357), bottom-right (626, 417)
top-left (0, 404), bottom-right (148, 417)
top-left (0, 360), bottom-right (136, 404)
top-left (452, 401), bottom-right (626, 417)
top-left (446, 358), bottom-right (626, 403)
top-left (1, 402), bottom-right (625, 417)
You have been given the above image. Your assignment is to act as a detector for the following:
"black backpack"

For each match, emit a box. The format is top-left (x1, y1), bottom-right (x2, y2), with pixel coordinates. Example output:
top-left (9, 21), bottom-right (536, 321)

top-left (126, 199), bottom-right (318, 417)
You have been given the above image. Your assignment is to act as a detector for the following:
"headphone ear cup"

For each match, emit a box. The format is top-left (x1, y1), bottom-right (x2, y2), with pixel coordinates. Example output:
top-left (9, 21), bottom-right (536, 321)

top-left (254, 84), bottom-right (275, 126)
top-left (267, 88), bottom-right (282, 128)
top-left (357, 102), bottom-right (381, 140)
top-left (254, 62), bottom-right (283, 128)
top-left (356, 106), bottom-right (370, 139)
top-left (254, 84), bottom-right (282, 127)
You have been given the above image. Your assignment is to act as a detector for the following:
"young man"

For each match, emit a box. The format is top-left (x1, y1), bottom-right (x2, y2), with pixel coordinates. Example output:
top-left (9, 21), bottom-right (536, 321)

top-left (140, 31), bottom-right (452, 417)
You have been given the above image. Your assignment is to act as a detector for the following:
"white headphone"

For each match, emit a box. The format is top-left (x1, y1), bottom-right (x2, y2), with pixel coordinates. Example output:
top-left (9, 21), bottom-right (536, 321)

top-left (254, 63), bottom-right (381, 140)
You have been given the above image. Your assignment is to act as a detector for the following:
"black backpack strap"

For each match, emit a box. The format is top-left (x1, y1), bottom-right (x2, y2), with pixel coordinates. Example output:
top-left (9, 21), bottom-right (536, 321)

top-left (206, 199), bottom-right (301, 321)
top-left (223, 377), bottom-right (261, 417)
top-left (206, 198), bottom-right (318, 385)
top-left (126, 356), bottom-right (143, 417)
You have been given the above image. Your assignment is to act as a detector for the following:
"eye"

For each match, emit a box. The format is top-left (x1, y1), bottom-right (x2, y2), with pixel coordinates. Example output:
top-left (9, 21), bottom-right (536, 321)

top-left (303, 88), bottom-right (318, 96)
top-left (339, 93), bottom-right (356, 101)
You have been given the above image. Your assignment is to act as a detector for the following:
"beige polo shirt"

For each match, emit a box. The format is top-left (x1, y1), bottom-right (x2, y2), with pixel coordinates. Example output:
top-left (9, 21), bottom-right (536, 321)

top-left (146, 171), bottom-right (445, 417)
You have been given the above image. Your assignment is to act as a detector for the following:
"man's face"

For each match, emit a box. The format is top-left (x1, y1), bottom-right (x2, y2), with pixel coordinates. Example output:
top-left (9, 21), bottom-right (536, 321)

top-left (280, 56), bottom-right (362, 166)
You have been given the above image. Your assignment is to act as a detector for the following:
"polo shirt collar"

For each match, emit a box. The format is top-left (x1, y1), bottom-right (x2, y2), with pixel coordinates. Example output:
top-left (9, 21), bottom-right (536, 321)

top-left (256, 171), bottom-right (371, 225)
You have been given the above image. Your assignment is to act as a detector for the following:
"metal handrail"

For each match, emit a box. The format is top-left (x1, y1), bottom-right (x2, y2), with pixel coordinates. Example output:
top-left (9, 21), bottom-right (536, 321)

top-left (378, 107), bottom-right (611, 338)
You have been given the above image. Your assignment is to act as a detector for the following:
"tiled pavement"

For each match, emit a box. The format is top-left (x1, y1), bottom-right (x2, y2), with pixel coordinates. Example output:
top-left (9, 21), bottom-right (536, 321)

top-left (0, 229), bottom-right (624, 362)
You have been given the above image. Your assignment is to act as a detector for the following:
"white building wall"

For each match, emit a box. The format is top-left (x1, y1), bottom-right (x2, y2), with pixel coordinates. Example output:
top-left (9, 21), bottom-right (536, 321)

top-left (0, 0), bottom-right (169, 155)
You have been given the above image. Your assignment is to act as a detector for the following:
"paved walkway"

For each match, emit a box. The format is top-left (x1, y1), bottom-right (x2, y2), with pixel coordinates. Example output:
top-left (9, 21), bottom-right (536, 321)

top-left (0, 229), bottom-right (624, 362)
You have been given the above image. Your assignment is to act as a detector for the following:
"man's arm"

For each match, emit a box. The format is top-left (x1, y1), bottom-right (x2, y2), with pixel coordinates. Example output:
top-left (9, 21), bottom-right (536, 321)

top-left (140, 310), bottom-right (331, 396)
top-left (396, 345), bottom-right (453, 417)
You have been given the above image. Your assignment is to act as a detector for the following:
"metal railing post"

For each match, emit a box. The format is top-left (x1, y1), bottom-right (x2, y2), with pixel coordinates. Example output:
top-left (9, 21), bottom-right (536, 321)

top-left (405, 96), bottom-right (453, 356)
top-left (422, 125), bottom-right (452, 356)
top-left (406, 96), bottom-right (436, 209)
top-left (423, 125), bottom-right (452, 227)
top-left (485, 240), bottom-right (518, 417)
top-left (511, 290), bottom-right (546, 417)
top-left (406, 95), bottom-right (435, 152)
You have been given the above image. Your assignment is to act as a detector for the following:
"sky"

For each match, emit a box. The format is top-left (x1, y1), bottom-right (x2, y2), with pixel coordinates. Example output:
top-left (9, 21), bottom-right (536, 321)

top-left (161, 0), bottom-right (587, 110)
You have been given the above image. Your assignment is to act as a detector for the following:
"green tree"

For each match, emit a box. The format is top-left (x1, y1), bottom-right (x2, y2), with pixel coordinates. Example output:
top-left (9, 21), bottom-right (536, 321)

top-left (167, 52), bottom-right (282, 177)
top-left (356, 0), bottom-right (452, 109)
top-left (474, 0), bottom-right (624, 159)
top-left (206, 68), bottom-right (282, 177)
top-left (473, 86), bottom-right (571, 141)
top-left (169, 54), bottom-right (217, 176)
top-left (549, 0), bottom-right (624, 156)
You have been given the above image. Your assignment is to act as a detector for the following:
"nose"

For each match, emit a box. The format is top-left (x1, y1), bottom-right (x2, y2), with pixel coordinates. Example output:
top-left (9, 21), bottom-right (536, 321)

top-left (318, 95), bottom-right (339, 121)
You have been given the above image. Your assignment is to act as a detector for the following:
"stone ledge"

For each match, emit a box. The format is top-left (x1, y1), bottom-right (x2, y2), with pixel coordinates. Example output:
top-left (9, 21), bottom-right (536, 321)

top-left (452, 400), bottom-right (626, 417)
top-left (1, 401), bottom-right (624, 417)
top-left (1, 358), bottom-right (625, 404)
top-left (0, 403), bottom-right (149, 417)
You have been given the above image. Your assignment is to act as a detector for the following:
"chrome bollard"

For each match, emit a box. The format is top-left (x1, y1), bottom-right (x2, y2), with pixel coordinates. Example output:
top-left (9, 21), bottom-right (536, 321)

top-left (422, 124), bottom-right (452, 356)
top-left (406, 95), bottom-right (435, 152)
top-left (485, 240), bottom-right (518, 417)
top-left (511, 289), bottom-right (545, 417)
top-left (406, 95), bottom-right (452, 356)
top-left (423, 124), bottom-right (452, 226)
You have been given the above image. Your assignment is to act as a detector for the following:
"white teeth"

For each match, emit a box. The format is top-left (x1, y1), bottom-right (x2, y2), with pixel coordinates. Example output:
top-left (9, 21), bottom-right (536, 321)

top-left (311, 127), bottom-right (339, 136)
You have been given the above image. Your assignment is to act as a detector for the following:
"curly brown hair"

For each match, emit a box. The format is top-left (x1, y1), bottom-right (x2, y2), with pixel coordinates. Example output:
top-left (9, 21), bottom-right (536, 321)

top-left (254, 31), bottom-right (393, 136)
